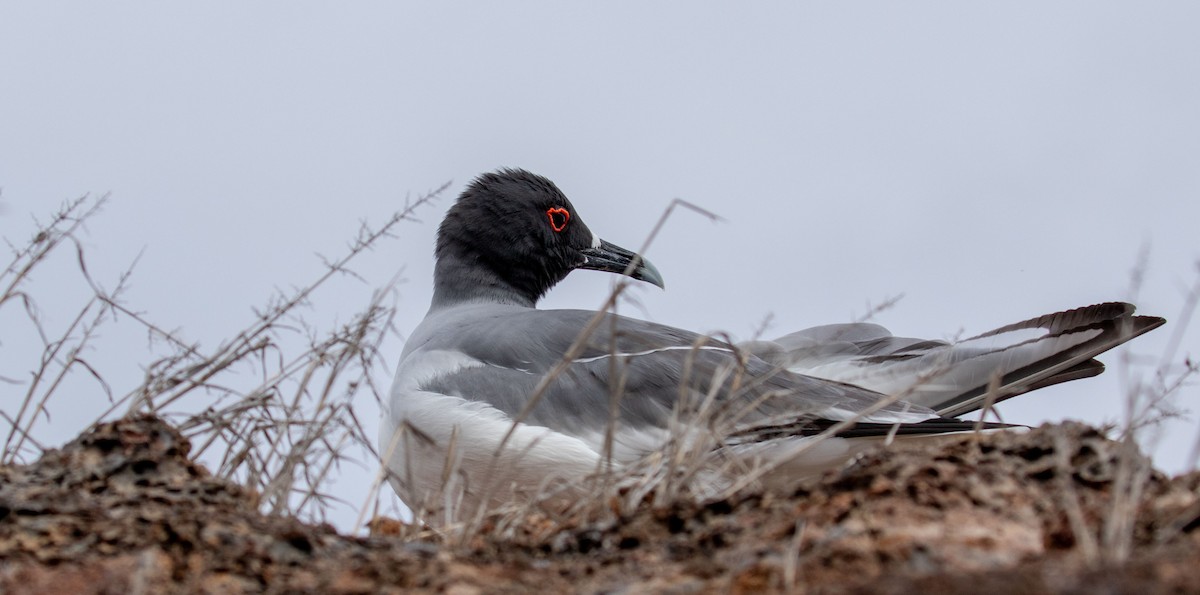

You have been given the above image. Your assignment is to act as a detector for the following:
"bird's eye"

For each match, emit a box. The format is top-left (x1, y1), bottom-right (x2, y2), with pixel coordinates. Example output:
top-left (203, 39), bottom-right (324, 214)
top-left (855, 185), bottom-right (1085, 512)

top-left (546, 207), bottom-right (570, 232)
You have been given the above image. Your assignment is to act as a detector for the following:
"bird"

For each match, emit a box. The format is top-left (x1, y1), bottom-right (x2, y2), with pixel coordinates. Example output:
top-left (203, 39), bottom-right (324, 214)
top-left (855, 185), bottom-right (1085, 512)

top-left (380, 168), bottom-right (1165, 523)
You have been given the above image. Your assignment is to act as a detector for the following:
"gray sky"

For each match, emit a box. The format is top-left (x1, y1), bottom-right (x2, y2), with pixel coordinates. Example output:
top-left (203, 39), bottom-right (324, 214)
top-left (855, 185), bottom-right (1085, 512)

top-left (2, 3), bottom-right (1197, 531)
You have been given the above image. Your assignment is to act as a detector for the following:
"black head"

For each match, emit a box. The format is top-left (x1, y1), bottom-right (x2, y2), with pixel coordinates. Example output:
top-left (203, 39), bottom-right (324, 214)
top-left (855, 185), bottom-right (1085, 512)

top-left (432, 168), bottom-right (663, 308)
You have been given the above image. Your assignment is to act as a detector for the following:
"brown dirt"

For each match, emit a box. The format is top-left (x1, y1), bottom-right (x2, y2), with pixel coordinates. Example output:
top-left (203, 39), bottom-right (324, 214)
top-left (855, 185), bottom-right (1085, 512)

top-left (1, 416), bottom-right (1197, 594)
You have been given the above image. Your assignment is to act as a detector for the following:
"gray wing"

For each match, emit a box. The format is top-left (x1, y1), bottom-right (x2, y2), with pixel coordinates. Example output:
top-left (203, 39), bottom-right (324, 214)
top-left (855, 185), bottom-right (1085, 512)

top-left (742, 302), bottom-right (1166, 417)
top-left (417, 309), bottom-right (936, 438)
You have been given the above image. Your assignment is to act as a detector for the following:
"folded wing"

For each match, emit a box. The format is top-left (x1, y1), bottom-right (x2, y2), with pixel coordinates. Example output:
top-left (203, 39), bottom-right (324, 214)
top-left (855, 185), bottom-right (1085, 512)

top-left (742, 302), bottom-right (1165, 417)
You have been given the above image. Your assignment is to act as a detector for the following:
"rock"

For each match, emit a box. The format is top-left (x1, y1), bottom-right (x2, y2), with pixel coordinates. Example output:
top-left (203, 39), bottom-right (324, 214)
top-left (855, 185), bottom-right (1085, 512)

top-left (1, 415), bottom-right (1197, 593)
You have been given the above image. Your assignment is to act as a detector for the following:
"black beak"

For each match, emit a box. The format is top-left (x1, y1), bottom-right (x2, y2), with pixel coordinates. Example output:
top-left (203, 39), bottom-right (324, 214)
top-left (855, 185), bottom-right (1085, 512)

top-left (579, 239), bottom-right (665, 289)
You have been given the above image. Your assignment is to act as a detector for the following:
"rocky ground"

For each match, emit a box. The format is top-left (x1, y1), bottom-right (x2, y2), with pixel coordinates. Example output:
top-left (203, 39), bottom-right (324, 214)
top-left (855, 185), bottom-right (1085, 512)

top-left (1, 416), bottom-right (1197, 594)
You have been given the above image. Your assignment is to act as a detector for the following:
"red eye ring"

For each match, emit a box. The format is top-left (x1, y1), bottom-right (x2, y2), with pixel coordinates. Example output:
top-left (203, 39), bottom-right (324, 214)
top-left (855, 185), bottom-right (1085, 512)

top-left (546, 207), bottom-right (570, 232)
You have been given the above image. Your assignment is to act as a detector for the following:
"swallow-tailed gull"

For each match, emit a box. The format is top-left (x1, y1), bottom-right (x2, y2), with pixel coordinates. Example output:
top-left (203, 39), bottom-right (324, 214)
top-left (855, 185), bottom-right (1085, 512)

top-left (381, 168), bottom-right (1164, 521)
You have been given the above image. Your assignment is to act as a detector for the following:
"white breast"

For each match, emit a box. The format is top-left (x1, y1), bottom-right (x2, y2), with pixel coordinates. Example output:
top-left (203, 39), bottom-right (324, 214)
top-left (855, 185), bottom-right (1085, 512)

top-left (380, 348), bottom-right (605, 523)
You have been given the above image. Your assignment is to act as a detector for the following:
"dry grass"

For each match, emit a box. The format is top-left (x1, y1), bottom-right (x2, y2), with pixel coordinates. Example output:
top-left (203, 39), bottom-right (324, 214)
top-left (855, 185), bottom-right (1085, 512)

top-left (383, 201), bottom-right (995, 539)
top-left (0, 192), bottom-right (958, 538)
top-left (1, 184), bottom-right (447, 526)
top-left (384, 245), bottom-right (1198, 561)
top-left (1101, 254), bottom-right (1200, 562)
top-left (3, 194), bottom-right (112, 462)
top-left (2, 187), bottom-right (1195, 557)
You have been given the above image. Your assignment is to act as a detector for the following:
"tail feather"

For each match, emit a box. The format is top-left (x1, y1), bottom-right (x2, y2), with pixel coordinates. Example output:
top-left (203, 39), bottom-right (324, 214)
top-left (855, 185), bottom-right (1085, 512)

top-left (744, 302), bottom-right (1166, 418)
top-left (932, 310), bottom-right (1163, 416)
top-left (1020, 358), bottom-right (1106, 392)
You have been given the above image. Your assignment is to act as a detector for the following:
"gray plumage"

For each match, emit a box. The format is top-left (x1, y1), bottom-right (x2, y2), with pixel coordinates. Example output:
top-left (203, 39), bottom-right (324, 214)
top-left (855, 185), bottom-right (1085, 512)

top-left (381, 168), bottom-right (1165, 522)
top-left (744, 302), bottom-right (1163, 417)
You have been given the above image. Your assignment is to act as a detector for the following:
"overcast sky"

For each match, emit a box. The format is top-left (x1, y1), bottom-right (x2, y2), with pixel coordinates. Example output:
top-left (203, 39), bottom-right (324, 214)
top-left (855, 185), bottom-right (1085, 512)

top-left (2, 3), bottom-right (1197, 532)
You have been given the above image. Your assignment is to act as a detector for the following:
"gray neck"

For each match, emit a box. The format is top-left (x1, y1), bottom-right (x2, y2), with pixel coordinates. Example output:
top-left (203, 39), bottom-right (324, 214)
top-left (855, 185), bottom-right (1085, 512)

top-left (430, 257), bottom-right (538, 310)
